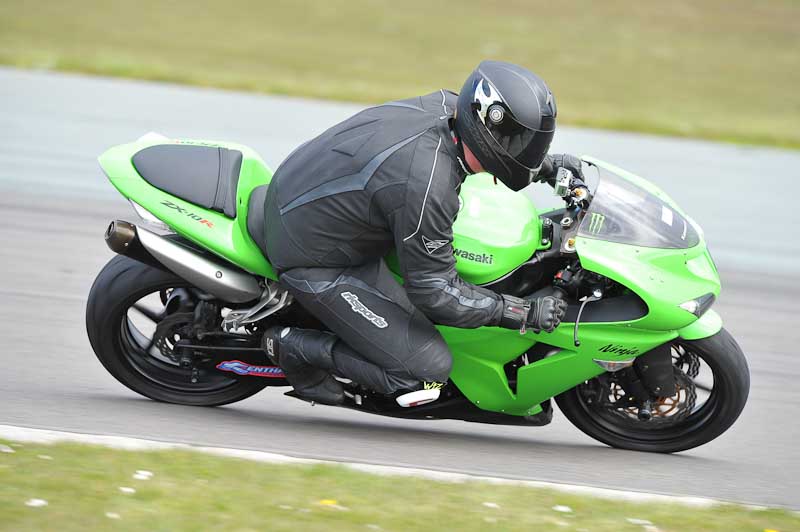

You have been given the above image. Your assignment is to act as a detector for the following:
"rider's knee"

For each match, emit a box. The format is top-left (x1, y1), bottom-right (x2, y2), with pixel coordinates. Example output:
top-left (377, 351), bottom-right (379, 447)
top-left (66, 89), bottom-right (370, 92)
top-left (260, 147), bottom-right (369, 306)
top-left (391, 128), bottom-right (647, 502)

top-left (408, 334), bottom-right (453, 382)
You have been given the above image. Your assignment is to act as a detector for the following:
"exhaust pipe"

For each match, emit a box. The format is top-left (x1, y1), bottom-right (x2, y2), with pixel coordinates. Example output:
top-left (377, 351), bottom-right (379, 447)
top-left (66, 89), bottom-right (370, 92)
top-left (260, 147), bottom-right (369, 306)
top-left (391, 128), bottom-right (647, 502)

top-left (105, 220), bottom-right (262, 303)
top-left (105, 220), bottom-right (165, 270)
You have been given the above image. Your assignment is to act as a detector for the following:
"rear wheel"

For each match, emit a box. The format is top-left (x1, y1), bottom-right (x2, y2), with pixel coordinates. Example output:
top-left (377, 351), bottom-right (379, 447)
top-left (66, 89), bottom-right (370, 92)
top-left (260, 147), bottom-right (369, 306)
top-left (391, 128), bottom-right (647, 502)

top-left (556, 328), bottom-right (749, 453)
top-left (86, 255), bottom-right (268, 406)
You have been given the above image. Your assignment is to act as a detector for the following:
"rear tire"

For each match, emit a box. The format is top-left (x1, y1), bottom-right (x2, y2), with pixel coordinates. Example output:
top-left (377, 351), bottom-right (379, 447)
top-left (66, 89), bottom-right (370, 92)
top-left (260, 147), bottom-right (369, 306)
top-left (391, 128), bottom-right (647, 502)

top-left (86, 255), bottom-right (268, 406)
top-left (556, 328), bottom-right (749, 453)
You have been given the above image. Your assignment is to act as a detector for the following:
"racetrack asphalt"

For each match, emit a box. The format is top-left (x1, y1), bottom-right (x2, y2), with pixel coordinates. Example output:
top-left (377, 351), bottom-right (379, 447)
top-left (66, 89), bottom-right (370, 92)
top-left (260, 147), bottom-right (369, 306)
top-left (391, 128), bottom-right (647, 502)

top-left (2, 67), bottom-right (799, 507)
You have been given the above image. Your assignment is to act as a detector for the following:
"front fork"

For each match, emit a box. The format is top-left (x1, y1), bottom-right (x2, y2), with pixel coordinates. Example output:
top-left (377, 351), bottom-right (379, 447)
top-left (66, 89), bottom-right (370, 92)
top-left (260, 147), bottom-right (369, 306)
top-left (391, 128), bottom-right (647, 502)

top-left (603, 309), bottom-right (721, 419)
top-left (612, 342), bottom-right (676, 420)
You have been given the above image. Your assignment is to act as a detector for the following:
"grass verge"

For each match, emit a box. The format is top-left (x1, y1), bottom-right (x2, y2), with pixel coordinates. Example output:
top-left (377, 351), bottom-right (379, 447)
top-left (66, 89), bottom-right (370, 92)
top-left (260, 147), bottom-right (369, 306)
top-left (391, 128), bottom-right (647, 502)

top-left (1, 439), bottom-right (797, 531)
top-left (0, 0), bottom-right (798, 149)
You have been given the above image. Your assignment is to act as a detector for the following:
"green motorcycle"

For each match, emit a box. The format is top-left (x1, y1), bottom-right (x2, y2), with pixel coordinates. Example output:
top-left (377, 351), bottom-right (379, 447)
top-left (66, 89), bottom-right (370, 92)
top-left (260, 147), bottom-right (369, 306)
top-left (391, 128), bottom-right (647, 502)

top-left (86, 134), bottom-right (749, 453)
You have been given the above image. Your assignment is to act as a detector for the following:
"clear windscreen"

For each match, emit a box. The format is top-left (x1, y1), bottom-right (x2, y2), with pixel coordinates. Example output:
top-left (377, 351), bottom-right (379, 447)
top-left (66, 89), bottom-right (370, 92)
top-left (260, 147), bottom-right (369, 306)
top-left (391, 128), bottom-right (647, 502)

top-left (577, 166), bottom-right (700, 249)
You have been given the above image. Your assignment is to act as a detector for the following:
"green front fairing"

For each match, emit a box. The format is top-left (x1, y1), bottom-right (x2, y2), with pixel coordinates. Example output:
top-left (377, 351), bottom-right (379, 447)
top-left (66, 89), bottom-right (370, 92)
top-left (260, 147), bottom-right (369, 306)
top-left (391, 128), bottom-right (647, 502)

top-left (439, 228), bottom-right (719, 416)
top-left (98, 138), bottom-right (278, 280)
top-left (576, 237), bottom-right (719, 331)
top-left (441, 159), bottom-right (722, 416)
top-left (574, 157), bottom-right (721, 332)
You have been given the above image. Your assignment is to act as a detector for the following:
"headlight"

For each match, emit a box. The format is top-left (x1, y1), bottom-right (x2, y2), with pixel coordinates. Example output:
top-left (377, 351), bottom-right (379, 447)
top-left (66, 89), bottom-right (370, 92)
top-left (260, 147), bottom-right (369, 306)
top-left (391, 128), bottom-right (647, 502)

top-left (679, 293), bottom-right (716, 317)
top-left (129, 200), bottom-right (173, 233)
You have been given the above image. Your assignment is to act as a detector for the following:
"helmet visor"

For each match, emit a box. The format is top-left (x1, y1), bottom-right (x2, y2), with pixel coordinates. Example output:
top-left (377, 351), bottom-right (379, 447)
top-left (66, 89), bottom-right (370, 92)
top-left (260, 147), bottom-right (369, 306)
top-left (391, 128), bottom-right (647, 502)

top-left (483, 109), bottom-right (554, 171)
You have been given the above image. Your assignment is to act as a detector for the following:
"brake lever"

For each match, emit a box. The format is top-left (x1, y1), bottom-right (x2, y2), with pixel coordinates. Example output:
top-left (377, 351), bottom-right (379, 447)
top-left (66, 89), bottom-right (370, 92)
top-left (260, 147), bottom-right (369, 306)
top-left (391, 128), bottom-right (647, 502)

top-left (573, 289), bottom-right (603, 347)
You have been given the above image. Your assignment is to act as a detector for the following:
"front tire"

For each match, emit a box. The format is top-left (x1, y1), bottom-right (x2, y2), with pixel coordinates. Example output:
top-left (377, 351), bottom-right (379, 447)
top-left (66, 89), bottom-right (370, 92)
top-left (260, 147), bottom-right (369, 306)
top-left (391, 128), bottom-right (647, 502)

top-left (556, 328), bottom-right (749, 453)
top-left (86, 255), bottom-right (268, 406)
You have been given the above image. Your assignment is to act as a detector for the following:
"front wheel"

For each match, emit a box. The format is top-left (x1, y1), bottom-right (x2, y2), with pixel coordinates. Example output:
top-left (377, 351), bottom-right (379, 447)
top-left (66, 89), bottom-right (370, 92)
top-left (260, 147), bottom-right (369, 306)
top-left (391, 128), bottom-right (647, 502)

top-left (556, 328), bottom-right (749, 453)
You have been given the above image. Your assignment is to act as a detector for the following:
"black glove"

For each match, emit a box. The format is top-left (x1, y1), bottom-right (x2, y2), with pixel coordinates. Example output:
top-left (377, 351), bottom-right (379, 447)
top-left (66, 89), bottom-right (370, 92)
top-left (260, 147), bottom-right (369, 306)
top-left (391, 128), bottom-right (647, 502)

top-left (539, 153), bottom-right (585, 184)
top-left (499, 295), bottom-right (568, 334)
top-left (540, 153), bottom-right (590, 207)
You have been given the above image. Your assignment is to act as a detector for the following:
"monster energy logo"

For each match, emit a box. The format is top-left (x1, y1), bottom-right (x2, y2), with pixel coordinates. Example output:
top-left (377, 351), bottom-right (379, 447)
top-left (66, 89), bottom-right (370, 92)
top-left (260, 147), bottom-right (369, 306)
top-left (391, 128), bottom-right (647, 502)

top-left (588, 212), bottom-right (606, 234)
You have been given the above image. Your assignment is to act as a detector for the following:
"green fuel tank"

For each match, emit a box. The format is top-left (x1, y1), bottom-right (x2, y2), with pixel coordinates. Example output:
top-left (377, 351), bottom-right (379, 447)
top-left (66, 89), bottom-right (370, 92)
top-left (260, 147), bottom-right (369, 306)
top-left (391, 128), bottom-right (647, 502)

top-left (450, 173), bottom-right (541, 285)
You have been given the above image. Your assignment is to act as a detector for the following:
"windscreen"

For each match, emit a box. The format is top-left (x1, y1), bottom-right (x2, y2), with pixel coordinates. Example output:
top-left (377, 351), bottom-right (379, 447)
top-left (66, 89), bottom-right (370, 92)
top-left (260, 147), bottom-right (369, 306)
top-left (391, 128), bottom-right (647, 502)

top-left (578, 167), bottom-right (700, 249)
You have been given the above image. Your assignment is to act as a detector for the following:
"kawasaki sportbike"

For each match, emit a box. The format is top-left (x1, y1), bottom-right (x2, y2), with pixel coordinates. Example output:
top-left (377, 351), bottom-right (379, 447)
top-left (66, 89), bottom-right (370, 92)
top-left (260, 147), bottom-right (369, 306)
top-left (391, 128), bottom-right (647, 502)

top-left (86, 134), bottom-right (749, 453)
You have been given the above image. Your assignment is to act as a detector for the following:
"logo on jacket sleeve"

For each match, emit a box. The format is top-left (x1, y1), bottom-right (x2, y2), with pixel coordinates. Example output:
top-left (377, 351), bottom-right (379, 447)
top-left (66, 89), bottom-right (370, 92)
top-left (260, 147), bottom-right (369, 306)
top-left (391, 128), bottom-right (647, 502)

top-left (341, 292), bottom-right (388, 328)
top-left (422, 235), bottom-right (449, 254)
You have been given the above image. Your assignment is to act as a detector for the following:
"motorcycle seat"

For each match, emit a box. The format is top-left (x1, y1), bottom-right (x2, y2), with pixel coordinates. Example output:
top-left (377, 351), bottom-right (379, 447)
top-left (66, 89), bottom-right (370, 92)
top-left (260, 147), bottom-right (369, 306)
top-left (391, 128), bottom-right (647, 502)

top-left (246, 184), bottom-right (269, 253)
top-left (132, 144), bottom-right (242, 218)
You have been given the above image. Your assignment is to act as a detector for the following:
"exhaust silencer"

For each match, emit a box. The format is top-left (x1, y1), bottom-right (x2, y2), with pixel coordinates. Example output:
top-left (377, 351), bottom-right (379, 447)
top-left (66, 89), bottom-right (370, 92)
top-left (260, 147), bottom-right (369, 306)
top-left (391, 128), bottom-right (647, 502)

top-left (105, 220), bottom-right (262, 303)
top-left (105, 220), bottom-right (163, 270)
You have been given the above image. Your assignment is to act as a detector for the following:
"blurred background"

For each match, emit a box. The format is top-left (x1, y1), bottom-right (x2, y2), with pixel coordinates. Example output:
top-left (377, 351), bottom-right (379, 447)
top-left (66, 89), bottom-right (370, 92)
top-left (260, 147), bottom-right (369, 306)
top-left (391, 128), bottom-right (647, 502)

top-left (1, 0), bottom-right (798, 147)
top-left (1, 0), bottom-right (800, 526)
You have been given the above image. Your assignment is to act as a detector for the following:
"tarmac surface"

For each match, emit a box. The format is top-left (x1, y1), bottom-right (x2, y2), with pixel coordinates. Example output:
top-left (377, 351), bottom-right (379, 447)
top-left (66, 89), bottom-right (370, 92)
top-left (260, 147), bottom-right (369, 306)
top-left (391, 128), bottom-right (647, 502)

top-left (2, 68), bottom-right (799, 507)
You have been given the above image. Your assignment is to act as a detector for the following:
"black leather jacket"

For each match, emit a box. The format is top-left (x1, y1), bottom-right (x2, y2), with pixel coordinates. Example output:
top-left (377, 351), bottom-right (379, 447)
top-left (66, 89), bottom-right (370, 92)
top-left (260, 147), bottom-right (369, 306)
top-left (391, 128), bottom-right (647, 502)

top-left (264, 90), bottom-right (505, 328)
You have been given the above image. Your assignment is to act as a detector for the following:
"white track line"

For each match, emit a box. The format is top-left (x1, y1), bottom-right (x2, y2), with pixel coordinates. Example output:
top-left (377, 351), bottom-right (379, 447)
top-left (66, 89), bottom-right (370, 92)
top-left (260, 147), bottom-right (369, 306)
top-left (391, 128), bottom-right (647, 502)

top-left (0, 424), bottom-right (727, 508)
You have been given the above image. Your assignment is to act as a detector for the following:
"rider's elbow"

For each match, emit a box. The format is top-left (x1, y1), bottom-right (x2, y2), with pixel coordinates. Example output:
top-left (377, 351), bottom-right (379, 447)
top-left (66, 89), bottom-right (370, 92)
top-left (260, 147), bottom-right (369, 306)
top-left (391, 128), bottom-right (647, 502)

top-left (406, 286), bottom-right (494, 329)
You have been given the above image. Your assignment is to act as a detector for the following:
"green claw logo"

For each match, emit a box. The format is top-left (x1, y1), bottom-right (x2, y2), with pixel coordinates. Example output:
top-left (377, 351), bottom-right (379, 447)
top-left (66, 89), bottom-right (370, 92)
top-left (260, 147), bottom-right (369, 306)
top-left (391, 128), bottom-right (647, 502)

top-left (588, 212), bottom-right (606, 234)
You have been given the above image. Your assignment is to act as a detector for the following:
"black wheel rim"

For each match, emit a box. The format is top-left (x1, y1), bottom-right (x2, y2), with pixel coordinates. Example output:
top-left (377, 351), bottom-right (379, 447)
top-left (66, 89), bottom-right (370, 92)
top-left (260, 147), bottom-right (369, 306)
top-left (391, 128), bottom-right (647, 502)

top-left (117, 285), bottom-right (240, 394)
top-left (573, 341), bottom-right (724, 443)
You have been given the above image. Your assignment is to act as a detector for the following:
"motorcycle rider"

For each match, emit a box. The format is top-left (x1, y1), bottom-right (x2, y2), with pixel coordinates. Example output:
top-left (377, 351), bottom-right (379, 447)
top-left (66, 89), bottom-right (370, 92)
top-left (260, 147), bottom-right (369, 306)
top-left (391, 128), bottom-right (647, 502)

top-left (261, 60), bottom-right (583, 406)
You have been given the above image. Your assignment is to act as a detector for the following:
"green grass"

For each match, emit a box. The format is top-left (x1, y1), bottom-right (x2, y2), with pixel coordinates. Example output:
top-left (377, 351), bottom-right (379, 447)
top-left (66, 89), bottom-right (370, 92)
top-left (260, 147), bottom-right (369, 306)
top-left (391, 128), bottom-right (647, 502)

top-left (0, 0), bottom-right (798, 149)
top-left (1, 440), bottom-right (798, 532)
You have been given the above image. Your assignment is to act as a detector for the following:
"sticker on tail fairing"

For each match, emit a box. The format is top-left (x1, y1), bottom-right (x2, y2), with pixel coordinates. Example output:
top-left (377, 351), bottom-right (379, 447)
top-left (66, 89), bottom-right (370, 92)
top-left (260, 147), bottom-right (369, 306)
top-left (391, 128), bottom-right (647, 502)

top-left (340, 291), bottom-right (388, 328)
top-left (160, 200), bottom-right (215, 228)
top-left (216, 360), bottom-right (285, 378)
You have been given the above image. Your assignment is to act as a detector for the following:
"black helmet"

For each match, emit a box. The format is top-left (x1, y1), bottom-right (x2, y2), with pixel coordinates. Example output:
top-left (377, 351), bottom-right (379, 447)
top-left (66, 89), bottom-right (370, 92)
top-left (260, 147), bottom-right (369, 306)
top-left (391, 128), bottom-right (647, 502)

top-left (455, 60), bottom-right (557, 191)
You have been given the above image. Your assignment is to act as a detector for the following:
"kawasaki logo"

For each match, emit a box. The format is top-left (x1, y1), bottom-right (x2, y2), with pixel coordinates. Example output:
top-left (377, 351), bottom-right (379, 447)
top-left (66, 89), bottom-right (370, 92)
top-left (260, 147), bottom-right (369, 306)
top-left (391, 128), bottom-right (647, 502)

top-left (341, 292), bottom-right (388, 328)
top-left (588, 212), bottom-right (605, 234)
top-left (453, 248), bottom-right (494, 264)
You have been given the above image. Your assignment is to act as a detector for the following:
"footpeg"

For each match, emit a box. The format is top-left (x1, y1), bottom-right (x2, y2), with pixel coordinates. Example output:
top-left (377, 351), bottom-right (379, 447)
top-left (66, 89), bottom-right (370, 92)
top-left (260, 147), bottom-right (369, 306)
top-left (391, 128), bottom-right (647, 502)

top-left (396, 388), bottom-right (440, 408)
top-left (284, 387), bottom-right (344, 406)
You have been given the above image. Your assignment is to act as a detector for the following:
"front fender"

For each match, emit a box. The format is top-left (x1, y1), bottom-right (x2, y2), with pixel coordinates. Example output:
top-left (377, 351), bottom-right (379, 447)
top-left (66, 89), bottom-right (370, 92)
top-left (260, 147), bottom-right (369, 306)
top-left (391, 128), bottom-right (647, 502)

top-left (678, 309), bottom-right (723, 340)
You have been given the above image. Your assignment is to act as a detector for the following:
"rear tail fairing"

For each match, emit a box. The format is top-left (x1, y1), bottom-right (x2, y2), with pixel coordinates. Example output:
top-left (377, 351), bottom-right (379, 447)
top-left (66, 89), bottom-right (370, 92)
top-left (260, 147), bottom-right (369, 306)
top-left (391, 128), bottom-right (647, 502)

top-left (98, 137), bottom-right (276, 279)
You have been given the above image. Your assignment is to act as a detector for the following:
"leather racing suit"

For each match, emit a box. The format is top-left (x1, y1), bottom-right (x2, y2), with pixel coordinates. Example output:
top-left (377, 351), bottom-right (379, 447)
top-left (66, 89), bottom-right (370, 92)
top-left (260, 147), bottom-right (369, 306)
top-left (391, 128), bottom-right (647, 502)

top-left (263, 90), bottom-right (512, 394)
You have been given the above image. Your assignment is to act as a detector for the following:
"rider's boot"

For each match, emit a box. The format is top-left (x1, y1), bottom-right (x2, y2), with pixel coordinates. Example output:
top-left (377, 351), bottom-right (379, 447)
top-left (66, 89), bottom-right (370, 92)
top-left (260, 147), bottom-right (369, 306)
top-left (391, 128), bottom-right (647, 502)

top-left (394, 381), bottom-right (446, 408)
top-left (261, 326), bottom-right (344, 405)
